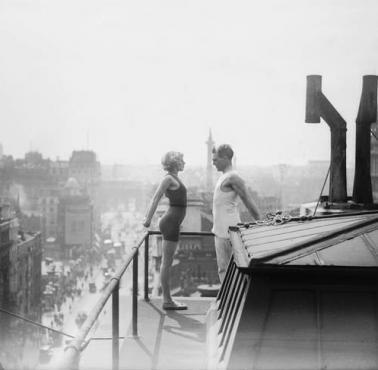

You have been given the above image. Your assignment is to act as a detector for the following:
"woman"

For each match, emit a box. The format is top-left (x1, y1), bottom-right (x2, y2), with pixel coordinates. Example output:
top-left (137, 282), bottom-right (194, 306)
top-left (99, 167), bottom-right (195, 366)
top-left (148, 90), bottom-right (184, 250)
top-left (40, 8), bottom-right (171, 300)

top-left (143, 151), bottom-right (187, 310)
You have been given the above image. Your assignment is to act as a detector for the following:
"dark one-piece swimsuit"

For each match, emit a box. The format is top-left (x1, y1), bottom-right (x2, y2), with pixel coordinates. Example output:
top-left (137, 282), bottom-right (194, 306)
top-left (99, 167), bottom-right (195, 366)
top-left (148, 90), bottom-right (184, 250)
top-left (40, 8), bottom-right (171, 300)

top-left (159, 174), bottom-right (187, 242)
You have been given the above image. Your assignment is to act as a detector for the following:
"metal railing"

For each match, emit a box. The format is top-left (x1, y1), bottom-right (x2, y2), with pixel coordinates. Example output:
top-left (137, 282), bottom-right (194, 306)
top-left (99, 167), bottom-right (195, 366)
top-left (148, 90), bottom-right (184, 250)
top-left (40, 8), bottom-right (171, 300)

top-left (59, 230), bottom-right (214, 370)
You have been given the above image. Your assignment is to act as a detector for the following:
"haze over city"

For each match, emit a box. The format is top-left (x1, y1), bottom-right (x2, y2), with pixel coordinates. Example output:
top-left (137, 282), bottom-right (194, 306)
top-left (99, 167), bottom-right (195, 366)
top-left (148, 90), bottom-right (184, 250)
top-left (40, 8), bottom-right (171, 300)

top-left (1, 0), bottom-right (378, 166)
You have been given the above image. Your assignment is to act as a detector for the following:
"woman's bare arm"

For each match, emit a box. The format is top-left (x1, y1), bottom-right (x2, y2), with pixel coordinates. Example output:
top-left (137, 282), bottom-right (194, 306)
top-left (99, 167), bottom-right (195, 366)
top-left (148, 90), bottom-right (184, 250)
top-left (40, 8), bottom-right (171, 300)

top-left (143, 176), bottom-right (172, 227)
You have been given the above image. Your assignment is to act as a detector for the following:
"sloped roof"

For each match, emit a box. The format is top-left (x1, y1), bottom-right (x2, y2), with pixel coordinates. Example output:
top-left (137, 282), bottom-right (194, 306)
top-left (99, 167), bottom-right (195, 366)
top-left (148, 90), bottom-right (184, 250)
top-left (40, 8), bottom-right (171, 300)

top-left (229, 212), bottom-right (378, 268)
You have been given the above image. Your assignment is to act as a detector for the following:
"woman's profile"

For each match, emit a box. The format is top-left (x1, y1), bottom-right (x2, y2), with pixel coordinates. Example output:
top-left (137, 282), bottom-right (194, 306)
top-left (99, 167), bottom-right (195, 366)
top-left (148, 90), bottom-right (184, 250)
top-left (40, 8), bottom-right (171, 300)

top-left (143, 151), bottom-right (187, 310)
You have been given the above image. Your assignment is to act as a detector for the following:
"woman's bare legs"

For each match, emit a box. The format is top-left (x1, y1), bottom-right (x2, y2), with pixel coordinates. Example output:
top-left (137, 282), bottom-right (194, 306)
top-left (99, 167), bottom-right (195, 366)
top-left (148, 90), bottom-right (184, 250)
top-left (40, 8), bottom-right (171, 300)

top-left (160, 239), bottom-right (178, 304)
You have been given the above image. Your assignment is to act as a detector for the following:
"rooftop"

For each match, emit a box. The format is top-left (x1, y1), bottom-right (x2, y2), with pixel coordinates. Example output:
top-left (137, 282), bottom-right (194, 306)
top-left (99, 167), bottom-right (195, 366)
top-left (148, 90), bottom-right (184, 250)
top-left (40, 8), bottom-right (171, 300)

top-left (55, 297), bottom-right (212, 370)
top-left (229, 212), bottom-right (378, 267)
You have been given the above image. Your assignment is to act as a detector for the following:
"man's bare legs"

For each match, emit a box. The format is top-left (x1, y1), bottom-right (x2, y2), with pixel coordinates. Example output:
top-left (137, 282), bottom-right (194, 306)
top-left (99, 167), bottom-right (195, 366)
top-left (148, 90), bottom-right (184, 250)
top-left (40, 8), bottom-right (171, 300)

top-left (160, 239), bottom-right (178, 304)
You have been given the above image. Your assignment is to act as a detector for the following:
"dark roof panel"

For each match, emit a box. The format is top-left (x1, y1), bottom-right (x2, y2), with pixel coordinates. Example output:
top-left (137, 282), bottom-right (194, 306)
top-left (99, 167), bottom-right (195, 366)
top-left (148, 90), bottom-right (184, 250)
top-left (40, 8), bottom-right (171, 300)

top-left (229, 212), bottom-right (378, 268)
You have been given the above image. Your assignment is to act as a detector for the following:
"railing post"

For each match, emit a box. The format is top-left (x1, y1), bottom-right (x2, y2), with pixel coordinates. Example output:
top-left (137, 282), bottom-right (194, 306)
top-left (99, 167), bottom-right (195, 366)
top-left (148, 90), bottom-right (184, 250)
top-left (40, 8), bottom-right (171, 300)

top-left (144, 234), bottom-right (149, 301)
top-left (132, 250), bottom-right (138, 336)
top-left (112, 281), bottom-right (119, 370)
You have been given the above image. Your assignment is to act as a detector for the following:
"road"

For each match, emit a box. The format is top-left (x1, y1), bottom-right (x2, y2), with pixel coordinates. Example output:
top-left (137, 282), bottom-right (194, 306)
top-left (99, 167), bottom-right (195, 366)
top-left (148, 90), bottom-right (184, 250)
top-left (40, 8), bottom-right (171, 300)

top-left (38, 261), bottom-right (108, 369)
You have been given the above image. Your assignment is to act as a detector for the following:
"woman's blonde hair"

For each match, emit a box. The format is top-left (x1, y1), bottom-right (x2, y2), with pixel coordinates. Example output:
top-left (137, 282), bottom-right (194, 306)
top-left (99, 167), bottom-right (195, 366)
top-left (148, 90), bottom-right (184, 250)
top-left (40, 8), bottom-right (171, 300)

top-left (161, 151), bottom-right (184, 172)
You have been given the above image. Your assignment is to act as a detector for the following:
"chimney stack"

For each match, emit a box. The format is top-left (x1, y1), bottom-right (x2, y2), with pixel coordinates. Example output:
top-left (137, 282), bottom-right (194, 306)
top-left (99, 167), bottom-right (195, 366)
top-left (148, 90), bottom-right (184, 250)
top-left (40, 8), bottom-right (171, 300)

top-left (305, 75), bottom-right (347, 203)
top-left (352, 75), bottom-right (378, 204)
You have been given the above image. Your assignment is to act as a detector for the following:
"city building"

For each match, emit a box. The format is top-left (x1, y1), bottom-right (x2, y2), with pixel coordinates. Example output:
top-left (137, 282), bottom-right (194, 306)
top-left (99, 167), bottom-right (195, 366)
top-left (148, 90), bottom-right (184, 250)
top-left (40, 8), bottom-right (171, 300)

top-left (0, 203), bottom-right (42, 317)
top-left (9, 231), bottom-right (42, 321)
top-left (48, 159), bottom-right (69, 186)
top-left (68, 150), bottom-right (101, 200)
top-left (0, 203), bottom-right (42, 370)
top-left (68, 150), bottom-right (101, 233)
top-left (0, 204), bottom-right (14, 311)
top-left (57, 178), bottom-right (94, 259)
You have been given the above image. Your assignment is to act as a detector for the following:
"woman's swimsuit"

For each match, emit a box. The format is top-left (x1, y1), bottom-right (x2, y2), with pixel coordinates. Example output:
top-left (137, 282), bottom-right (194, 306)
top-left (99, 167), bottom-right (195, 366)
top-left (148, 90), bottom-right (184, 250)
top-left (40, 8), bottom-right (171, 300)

top-left (159, 175), bottom-right (187, 242)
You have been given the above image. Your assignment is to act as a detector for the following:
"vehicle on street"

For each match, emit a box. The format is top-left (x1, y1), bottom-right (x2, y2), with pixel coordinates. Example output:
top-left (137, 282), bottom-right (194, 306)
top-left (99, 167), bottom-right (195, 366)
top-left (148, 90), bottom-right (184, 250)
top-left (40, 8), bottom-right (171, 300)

top-left (89, 282), bottom-right (97, 293)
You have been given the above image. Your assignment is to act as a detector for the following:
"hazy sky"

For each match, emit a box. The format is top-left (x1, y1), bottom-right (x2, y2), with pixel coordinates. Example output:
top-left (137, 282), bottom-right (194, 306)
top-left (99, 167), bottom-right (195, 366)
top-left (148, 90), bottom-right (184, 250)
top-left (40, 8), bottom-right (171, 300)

top-left (1, 0), bottom-right (378, 166)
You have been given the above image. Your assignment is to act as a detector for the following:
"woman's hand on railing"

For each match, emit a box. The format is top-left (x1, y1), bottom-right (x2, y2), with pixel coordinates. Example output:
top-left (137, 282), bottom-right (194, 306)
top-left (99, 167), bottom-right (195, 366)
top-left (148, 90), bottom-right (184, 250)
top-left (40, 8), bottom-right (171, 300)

top-left (143, 219), bottom-right (151, 228)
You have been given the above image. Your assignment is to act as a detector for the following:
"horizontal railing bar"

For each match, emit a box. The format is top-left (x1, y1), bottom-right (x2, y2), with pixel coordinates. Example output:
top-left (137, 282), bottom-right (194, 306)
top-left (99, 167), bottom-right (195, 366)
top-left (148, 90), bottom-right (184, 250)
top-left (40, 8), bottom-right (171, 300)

top-left (148, 230), bottom-right (214, 236)
top-left (90, 337), bottom-right (125, 340)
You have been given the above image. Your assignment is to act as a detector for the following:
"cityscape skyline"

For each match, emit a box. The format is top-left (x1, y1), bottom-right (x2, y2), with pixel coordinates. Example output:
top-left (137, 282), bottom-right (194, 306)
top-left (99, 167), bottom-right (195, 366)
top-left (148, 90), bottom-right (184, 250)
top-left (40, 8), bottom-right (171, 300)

top-left (0, 139), bottom-right (360, 169)
top-left (2, 1), bottom-right (378, 166)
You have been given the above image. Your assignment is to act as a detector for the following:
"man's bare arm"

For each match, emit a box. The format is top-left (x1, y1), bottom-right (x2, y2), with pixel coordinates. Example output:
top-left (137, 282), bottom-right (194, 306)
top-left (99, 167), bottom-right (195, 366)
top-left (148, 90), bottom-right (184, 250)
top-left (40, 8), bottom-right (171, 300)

top-left (228, 174), bottom-right (261, 221)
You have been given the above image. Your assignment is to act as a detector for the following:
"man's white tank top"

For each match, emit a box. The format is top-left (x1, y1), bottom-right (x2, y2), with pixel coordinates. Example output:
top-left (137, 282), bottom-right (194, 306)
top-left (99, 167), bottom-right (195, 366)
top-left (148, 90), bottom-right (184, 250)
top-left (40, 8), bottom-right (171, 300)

top-left (212, 171), bottom-right (241, 238)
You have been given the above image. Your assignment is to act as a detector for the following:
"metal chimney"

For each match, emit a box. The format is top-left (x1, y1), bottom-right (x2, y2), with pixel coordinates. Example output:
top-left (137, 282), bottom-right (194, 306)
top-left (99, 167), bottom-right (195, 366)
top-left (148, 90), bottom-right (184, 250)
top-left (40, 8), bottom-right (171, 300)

top-left (305, 75), bottom-right (347, 203)
top-left (352, 75), bottom-right (378, 204)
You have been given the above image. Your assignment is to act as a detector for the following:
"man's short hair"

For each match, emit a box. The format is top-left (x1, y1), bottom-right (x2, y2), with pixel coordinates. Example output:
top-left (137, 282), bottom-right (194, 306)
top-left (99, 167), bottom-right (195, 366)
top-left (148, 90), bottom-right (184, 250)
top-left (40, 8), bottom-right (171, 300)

top-left (212, 144), bottom-right (234, 160)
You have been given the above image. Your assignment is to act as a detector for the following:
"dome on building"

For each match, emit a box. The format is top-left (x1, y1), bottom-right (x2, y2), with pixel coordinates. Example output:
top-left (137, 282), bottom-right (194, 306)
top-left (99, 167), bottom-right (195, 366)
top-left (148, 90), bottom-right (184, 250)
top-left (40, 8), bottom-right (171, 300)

top-left (64, 177), bottom-right (80, 189)
top-left (64, 177), bottom-right (82, 196)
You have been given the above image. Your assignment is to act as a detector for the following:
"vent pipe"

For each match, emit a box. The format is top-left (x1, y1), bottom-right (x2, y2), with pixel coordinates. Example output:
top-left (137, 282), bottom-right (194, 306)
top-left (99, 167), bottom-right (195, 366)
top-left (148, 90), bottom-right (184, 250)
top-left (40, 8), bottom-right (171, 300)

top-left (352, 75), bottom-right (378, 204)
top-left (305, 75), bottom-right (347, 202)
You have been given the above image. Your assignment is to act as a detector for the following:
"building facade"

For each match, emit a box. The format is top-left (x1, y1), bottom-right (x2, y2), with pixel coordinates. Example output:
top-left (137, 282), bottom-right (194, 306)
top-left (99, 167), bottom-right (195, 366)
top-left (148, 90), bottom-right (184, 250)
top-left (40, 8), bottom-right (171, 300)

top-left (0, 204), bottom-right (42, 370)
top-left (57, 178), bottom-right (94, 259)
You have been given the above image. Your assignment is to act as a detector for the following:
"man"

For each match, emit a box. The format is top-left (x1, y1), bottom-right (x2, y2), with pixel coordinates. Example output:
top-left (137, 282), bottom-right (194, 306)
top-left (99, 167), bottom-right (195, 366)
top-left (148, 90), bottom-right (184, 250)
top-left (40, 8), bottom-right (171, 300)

top-left (212, 144), bottom-right (261, 282)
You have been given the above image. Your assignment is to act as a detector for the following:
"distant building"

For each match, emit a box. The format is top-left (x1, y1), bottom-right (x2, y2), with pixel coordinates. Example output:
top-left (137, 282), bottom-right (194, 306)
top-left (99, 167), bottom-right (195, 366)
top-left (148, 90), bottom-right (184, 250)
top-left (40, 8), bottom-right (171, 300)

top-left (0, 204), bottom-right (42, 317)
top-left (69, 150), bottom-right (101, 230)
top-left (57, 178), bottom-right (94, 259)
top-left (0, 204), bottom-right (14, 311)
top-left (38, 192), bottom-right (60, 239)
top-left (240, 188), bottom-right (281, 221)
top-left (0, 203), bottom-right (42, 370)
top-left (150, 193), bottom-right (218, 296)
top-left (24, 151), bottom-right (45, 168)
top-left (48, 159), bottom-right (69, 185)
top-left (177, 196), bottom-right (218, 288)
top-left (68, 150), bottom-right (101, 198)
top-left (9, 231), bottom-right (42, 321)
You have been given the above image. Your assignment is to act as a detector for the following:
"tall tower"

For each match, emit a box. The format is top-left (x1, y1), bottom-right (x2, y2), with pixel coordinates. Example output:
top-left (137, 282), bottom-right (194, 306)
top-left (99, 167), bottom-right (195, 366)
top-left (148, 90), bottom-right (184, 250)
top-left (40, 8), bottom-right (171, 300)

top-left (206, 129), bottom-right (215, 192)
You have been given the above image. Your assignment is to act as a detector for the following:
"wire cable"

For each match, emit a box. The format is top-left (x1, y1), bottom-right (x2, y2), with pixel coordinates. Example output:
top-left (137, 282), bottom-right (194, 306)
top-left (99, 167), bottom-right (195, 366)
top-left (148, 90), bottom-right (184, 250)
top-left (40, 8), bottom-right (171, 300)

top-left (371, 128), bottom-right (378, 142)
top-left (313, 165), bottom-right (331, 217)
top-left (0, 307), bottom-right (75, 338)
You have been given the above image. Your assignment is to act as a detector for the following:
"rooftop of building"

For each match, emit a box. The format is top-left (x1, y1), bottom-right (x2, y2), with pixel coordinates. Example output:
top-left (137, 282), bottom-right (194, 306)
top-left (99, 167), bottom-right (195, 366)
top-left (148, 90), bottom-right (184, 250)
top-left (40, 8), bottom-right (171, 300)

top-left (69, 150), bottom-right (98, 164)
top-left (229, 211), bottom-right (378, 268)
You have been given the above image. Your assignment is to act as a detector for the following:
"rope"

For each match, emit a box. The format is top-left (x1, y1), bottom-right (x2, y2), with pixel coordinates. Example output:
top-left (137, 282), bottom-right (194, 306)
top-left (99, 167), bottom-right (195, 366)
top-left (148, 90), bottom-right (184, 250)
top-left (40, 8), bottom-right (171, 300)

top-left (313, 165), bottom-right (331, 217)
top-left (250, 211), bottom-right (293, 226)
top-left (0, 307), bottom-right (75, 338)
top-left (238, 211), bottom-right (313, 229)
